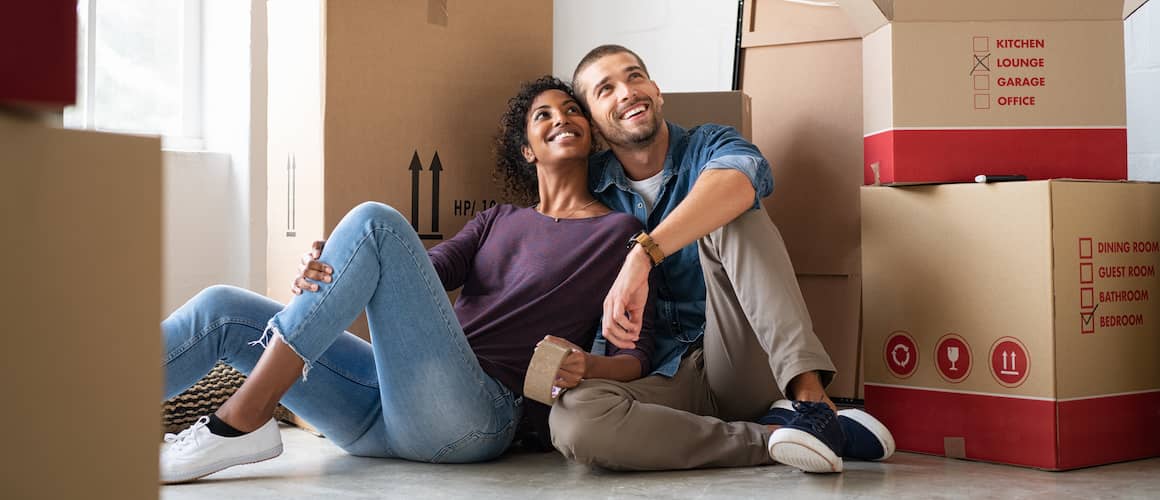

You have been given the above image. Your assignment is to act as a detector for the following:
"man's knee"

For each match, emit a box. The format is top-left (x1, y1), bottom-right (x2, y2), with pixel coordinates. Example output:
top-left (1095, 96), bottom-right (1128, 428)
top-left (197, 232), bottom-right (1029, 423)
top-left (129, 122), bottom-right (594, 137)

top-left (549, 383), bottom-right (628, 466)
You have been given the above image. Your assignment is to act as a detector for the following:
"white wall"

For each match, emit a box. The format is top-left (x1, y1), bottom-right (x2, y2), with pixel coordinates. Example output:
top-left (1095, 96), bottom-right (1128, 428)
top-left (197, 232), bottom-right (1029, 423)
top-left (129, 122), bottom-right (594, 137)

top-left (162, 150), bottom-right (244, 314)
top-left (1127, 0), bottom-right (1160, 181)
top-left (553, 0), bottom-right (738, 91)
top-left (162, 0), bottom-right (267, 313)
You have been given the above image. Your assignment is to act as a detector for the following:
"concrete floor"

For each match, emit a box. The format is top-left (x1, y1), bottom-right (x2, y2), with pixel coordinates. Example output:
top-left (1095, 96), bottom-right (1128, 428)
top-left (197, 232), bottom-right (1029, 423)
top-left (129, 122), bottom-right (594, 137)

top-left (162, 425), bottom-right (1160, 499)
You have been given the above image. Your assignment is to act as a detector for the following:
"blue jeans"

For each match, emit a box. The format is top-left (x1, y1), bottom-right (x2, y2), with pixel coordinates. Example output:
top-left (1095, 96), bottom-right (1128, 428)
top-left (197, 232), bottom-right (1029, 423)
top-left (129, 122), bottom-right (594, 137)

top-left (162, 202), bottom-right (522, 463)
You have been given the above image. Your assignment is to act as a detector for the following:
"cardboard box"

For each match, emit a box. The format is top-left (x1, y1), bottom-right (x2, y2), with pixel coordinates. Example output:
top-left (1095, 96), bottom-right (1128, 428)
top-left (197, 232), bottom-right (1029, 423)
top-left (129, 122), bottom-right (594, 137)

top-left (664, 88), bottom-right (863, 399)
top-left (740, 0), bottom-right (863, 276)
top-left (266, 0), bottom-right (552, 339)
top-left (839, 0), bottom-right (1151, 185)
top-left (861, 180), bottom-right (1160, 470)
top-left (0, 1), bottom-right (77, 108)
top-left (1, 115), bottom-right (161, 498)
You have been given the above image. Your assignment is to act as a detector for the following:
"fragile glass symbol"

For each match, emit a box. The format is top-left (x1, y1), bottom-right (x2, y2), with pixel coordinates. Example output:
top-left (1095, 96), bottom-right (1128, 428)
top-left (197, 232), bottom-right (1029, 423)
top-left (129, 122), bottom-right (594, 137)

top-left (1000, 350), bottom-right (1020, 376)
top-left (947, 346), bottom-right (960, 371)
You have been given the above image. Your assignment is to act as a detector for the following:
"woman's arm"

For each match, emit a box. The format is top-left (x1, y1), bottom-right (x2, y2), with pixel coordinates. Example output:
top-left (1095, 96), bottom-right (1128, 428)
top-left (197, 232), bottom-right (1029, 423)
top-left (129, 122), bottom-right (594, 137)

top-left (427, 208), bottom-right (494, 290)
top-left (540, 336), bottom-right (642, 388)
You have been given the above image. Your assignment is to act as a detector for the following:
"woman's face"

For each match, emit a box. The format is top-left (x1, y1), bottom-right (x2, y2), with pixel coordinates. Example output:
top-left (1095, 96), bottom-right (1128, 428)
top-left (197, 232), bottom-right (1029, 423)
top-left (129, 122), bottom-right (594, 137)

top-left (522, 89), bottom-right (592, 167)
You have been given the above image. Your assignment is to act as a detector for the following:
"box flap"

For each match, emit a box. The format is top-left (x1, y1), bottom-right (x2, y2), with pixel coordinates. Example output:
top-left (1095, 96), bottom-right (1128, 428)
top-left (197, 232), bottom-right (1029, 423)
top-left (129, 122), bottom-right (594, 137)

top-left (1125, 0), bottom-right (1150, 18)
top-left (742, 0), bottom-right (861, 48)
top-left (839, 0), bottom-right (1136, 30)
top-left (835, 0), bottom-right (890, 36)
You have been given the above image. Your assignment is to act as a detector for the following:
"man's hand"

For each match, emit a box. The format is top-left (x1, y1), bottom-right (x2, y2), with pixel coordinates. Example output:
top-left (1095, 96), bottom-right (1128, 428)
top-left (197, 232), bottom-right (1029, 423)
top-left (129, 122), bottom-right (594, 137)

top-left (291, 240), bottom-right (332, 295)
top-left (537, 335), bottom-right (590, 390)
top-left (602, 246), bottom-right (651, 349)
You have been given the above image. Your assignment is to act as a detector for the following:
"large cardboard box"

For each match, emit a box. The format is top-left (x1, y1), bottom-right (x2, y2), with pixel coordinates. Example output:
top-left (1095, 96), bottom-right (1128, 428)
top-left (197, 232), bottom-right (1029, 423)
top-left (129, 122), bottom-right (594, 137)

top-left (266, 0), bottom-right (552, 338)
top-left (664, 89), bottom-right (864, 399)
top-left (1, 115), bottom-right (161, 498)
top-left (735, 0), bottom-right (865, 398)
top-left (839, 0), bottom-right (1151, 185)
top-left (862, 180), bottom-right (1160, 470)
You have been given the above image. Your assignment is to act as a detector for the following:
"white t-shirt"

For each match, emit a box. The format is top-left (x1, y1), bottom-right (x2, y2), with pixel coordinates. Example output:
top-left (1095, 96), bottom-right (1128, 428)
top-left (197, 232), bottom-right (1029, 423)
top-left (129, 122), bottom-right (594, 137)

top-left (627, 170), bottom-right (665, 215)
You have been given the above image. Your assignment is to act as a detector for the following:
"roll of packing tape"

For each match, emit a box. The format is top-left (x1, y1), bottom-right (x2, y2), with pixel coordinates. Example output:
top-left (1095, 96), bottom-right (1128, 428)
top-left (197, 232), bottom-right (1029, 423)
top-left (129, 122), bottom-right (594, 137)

top-left (523, 341), bottom-right (572, 405)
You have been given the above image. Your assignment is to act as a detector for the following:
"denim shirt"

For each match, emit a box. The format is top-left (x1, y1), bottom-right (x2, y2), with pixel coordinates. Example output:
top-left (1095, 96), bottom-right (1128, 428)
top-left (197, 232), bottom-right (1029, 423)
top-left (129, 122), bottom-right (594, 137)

top-left (589, 121), bottom-right (774, 377)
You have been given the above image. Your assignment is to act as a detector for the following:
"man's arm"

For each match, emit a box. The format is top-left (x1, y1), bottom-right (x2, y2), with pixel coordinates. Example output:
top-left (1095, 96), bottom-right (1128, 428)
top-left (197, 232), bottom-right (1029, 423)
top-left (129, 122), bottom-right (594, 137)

top-left (603, 170), bottom-right (762, 349)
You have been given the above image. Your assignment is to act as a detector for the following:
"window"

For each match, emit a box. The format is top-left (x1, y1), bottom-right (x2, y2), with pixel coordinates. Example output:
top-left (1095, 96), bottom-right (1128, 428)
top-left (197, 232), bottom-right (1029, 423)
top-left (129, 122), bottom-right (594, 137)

top-left (64, 0), bottom-right (202, 149)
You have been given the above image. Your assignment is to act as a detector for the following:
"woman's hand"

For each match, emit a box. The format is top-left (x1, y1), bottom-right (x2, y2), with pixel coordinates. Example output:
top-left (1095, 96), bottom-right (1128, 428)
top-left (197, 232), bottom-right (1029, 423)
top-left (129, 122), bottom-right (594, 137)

top-left (537, 335), bottom-right (590, 390)
top-left (291, 240), bottom-right (332, 295)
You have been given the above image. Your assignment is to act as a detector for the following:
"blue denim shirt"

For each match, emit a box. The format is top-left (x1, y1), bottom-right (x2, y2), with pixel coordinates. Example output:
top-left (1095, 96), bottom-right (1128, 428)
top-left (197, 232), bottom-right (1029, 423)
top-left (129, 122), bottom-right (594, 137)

top-left (589, 121), bottom-right (774, 377)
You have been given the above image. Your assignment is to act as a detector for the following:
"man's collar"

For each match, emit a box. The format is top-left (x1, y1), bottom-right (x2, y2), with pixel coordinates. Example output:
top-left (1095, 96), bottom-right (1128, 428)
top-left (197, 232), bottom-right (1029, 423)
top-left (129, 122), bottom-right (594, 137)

top-left (590, 121), bottom-right (687, 193)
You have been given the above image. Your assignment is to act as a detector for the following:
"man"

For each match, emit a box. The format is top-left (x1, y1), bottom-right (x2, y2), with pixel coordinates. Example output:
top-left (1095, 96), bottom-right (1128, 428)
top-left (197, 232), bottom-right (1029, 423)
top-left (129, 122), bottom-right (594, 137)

top-left (549, 45), bottom-right (894, 473)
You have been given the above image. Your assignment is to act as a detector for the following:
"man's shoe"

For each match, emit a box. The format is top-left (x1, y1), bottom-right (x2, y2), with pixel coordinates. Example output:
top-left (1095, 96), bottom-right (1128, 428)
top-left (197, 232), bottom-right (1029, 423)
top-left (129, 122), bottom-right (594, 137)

top-left (767, 401), bottom-right (845, 473)
top-left (755, 399), bottom-right (795, 426)
top-left (838, 408), bottom-right (895, 461)
top-left (160, 416), bottom-right (284, 484)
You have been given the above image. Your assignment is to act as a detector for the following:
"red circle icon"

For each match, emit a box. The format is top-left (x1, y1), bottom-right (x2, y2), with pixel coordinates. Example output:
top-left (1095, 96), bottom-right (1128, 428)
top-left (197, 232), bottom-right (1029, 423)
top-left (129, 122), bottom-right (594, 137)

top-left (989, 337), bottom-right (1030, 388)
top-left (884, 331), bottom-right (918, 379)
top-left (934, 334), bottom-right (971, 383)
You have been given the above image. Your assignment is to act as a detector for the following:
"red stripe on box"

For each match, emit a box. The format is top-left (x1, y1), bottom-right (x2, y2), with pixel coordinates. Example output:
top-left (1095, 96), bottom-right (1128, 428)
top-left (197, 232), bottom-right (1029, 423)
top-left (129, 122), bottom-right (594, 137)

top-left (1057, 391), bottom-right (1160, 469)
top-left (865, 384), bottom-right (1058, 469)
top-left (862, 128), bottom-right (1127, 185)
top-left (0, 1), bottom-right (78, 107)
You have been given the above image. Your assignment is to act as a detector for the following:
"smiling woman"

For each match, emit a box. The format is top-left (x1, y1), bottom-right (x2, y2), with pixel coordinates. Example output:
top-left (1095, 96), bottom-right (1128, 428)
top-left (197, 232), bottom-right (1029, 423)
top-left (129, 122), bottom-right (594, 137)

top-left (494, 75), bottom-right (597, 207)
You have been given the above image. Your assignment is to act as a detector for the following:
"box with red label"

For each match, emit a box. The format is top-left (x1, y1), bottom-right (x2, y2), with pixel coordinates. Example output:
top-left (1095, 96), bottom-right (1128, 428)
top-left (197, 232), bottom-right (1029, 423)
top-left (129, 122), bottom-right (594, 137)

top-left (861, 180), bottom-right (1160, 470)
top-left (837, 0), bottom-right (1151, 185)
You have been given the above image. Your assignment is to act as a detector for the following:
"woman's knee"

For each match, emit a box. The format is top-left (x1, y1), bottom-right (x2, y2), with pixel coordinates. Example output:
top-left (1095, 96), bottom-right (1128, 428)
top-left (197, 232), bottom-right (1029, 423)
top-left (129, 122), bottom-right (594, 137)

top-left (347, 201), bottom-right (409, 231)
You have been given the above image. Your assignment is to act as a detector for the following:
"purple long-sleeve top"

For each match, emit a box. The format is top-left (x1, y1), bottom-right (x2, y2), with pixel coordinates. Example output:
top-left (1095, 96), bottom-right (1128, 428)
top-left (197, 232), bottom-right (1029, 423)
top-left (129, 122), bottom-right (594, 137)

top-left (427, 205), bottom-right (655, 405)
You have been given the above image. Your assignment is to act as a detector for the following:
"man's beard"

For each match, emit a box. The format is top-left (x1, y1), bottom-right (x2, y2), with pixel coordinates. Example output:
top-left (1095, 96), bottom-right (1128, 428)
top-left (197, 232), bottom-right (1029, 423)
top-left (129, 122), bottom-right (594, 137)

top-left (602, 113), bottom-right (662, 149)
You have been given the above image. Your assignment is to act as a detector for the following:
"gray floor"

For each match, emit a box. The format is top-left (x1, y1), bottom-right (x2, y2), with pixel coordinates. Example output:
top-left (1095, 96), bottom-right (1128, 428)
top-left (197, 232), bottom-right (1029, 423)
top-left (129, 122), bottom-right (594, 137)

top-left (161, 425), bottom-right (1160, 499)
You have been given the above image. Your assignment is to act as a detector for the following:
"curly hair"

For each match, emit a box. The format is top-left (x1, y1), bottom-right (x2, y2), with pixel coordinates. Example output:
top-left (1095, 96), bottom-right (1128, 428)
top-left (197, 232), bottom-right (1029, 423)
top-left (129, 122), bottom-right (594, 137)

top-left (493, 76), bottom-right (592, 206)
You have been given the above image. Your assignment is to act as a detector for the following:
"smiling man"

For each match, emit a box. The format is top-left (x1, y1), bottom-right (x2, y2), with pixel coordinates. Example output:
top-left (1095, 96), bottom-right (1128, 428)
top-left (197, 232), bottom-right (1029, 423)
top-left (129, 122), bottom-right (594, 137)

top-left (548, 45), bottom-right (895, 473)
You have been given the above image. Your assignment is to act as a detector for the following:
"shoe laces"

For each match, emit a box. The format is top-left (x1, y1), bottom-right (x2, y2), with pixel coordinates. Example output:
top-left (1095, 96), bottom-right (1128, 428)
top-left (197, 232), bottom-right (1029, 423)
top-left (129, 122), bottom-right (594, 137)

top-left (164, 415), bottom-right (210, 452)
top-left (791, 401), bottom-right (835, 433)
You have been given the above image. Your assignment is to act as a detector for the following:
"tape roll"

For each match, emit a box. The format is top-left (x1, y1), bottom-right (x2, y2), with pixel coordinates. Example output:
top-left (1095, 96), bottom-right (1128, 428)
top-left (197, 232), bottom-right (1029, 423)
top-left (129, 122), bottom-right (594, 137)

top-left (523, 341), bottom-right (572, 405)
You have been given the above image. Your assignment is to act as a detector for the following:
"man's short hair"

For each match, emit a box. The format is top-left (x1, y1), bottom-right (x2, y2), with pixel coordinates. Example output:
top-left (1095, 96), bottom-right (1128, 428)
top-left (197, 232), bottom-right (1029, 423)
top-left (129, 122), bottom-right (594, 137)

top-left (571, 44), bottom-right (650, 107)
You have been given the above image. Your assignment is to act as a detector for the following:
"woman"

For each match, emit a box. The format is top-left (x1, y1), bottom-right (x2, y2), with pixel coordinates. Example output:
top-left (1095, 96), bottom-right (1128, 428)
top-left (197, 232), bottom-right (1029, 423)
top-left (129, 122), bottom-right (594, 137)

top-left (160, 76), bottom-right (655, 483)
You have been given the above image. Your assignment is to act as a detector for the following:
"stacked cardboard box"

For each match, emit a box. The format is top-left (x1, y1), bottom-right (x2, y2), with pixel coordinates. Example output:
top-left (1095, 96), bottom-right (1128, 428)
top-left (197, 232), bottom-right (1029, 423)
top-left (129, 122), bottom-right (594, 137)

top-left (735, 0), bottom-right (866, 399)
top-left (861, 181), bottom-right (1160, 470)
top-left (850, 0), bottom-right (1159, 469)
top-left (1, 115), bottom-right (162, 498)
top-left (838, 0), bottom-right (1150, 185)
top-left (265, 0), bottom-right (552, 339)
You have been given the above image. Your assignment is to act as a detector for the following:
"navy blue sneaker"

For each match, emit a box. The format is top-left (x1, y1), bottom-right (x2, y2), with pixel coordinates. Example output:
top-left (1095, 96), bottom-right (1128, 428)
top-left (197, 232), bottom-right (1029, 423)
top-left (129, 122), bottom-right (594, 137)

top-left (838, 408), bottom-right (895, 461)
top-left (767, 401), bottom-right (845, 473)
top-left (755, 399), bottom-right (795, 426)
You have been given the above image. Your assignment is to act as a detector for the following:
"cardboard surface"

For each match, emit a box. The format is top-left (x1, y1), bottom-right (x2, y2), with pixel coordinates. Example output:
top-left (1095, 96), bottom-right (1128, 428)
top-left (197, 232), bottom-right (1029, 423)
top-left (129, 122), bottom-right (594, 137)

top-left (266, 0), bottom-right (553, 342)
top-left (840, 0), bottom-right (1143, 35)
top-left (743, 39), bottom-right (863, 276)
top-left (861, 180), bottom-right (1160, 469)
top-left (0, 115), bottom-right (161, 498)
top-left (662, 91), bottom-right (752, 142)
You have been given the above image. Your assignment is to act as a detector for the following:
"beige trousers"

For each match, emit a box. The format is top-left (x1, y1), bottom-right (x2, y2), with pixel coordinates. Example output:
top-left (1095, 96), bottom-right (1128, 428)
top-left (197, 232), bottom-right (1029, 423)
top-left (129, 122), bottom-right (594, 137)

top-left (549, 209), bottom-right (836, 470)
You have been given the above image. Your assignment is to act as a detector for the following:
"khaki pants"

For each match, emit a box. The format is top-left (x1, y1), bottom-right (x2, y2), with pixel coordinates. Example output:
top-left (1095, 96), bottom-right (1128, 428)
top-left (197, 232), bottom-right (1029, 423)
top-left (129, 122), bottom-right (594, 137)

top-left (549, 209), bottom-right (835, 470)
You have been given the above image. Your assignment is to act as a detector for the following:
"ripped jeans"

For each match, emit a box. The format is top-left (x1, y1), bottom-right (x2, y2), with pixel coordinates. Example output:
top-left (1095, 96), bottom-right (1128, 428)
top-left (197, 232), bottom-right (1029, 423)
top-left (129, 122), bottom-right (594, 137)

top-left (161, 202), bottom-right (521, 463)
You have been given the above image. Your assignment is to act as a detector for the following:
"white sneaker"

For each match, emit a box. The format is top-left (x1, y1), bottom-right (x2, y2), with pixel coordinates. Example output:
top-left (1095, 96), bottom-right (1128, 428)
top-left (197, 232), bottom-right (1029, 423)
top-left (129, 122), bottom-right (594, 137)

top-left (160, 416), bottom-right (284, 484)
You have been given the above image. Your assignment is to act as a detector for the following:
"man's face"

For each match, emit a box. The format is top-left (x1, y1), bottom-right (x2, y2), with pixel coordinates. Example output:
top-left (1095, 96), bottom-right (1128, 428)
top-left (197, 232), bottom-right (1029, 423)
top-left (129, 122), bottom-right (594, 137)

top-left (574, 52), bottom-right (664, 149)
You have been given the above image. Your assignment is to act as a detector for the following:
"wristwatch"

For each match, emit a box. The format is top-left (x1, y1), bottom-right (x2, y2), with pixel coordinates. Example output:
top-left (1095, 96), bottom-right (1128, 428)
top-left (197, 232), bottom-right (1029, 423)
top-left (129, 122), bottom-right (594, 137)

top-left (627, 231), bottom-right (665, 267)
